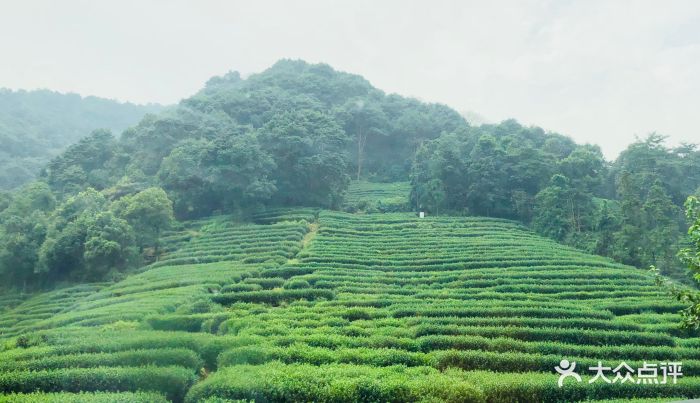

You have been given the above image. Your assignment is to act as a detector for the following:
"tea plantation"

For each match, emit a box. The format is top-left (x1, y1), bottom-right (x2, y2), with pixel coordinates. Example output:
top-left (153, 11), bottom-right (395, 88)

top-left (343, 181), bottom-right (411, 212)
top-left (0, 204), bottom-right (698, 401)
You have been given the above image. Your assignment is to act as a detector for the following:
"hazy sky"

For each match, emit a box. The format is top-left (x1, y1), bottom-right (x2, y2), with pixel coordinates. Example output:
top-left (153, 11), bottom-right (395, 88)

top-left (1, 0), bottom-right (699, 159)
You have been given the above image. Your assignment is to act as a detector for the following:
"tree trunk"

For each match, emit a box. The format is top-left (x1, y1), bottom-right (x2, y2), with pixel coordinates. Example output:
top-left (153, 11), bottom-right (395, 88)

top-left (356, 132), bottom-right (367, 180)
top-left (569, 198), bottom-right (578, 232)
top-left (154, 228), bottom-right (160, 260)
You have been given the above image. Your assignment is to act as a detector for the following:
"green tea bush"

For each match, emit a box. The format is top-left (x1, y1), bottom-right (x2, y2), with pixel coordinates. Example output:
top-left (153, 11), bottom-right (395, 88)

top-left (217, 346), bottom-right (272, 366)
top-left (0, 366), bottom-right (195, 401)
top-left (340, 308), bottom-right (373, 321)
top-left (2, 210), bottom-right (696, 402)
top-left (283, 279), bottom-right (311, 289)
top-left (185, 363), bottom-right (485, 403)
top-left (0, 349), bottom-right (203, 372)
top-left (218, 345), bottom-right (427, 368)
top-left (458, 370), bottom-right (700, 402)
top-left (219, 283), bottom-right (263, 293)
top-left (0, 330), bottom-right (262, 369)
top-left (0, 392), bottom-right (169, 402)
top-left (212, 289), bottom-right (335, 305)
top-left (242, 277), bottom-right (285, 289)
top-left (145, 314), bottom-right (230, 333)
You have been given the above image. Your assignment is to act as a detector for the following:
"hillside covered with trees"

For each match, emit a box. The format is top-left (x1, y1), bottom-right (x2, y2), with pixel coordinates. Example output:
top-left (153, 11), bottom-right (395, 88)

top-left (0, 89), bottom-right (162, 190)
top-left (2, 59), bottom-right (700, 402)
top-left (1, 60), bottom-right (698, 291)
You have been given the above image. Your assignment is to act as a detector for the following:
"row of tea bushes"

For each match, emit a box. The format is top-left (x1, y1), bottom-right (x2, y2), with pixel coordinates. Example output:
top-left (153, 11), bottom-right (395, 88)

top-left (185, 363), bottom-right (485, 403)
top-left (0, 209), bottom-right (696, 401)
top-left (186, 363), bottom-right (700, 403)
top-left (0, 348), bottom-right (203, 372)
top-left (342, 181), bottom-right (411, 212)
top-left (189, 211), bottom-right (696, 400)
top-left (152, 220), bottom-right (308, 268)
top-left (0, 392), bottom-right (169, 402)
top-left (251, 207), bottom-right (320, 224)
top-left (0, 366), bottom-right (195, 401)
top-left (0, 284), bottom-right (107, 338)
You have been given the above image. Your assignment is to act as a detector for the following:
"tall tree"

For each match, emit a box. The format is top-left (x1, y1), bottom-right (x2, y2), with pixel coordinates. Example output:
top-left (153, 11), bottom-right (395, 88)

top-left (655, 196), bottom-right (700, 329)
top-left (554, 147), bottom-right (603, 233)
top-left (44, 129), bottom-right (118, 195)
top-left (533, 175), bottom-right (575, 241)
top-left (336, 98), bottom-right (388, 180)
top-left (465, 135), bottom-right (509, 217)
top-left (112, 188), bottom-right (174, 257)
top-left (642, 180), bottom-right (681, 276)
top-left (36, 189), bottom-right (108, 281)
top-left (0, 212), bottom-right (47, 290)
top-left (594, 201), bottom-right (619, 257)
top-left (259, 109), bottom-right (349, 207)
top-left (83, 212), bottom-right (137, 280)
top-left (677, 196), bottom-right (700, 328)
top-left (613, 171), bottom-right (645, 267)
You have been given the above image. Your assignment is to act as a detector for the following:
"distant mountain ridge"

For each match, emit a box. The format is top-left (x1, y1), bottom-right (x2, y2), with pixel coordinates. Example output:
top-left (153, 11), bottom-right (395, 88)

top-left (0, 88), bottom-right (163, 190)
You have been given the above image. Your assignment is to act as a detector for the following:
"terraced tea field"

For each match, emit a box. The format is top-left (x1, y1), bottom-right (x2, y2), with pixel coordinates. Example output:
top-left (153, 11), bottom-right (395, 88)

top-left (343, 181), bottom-right (411, 212)
top-left (0, 209), bottom-right (698, 402)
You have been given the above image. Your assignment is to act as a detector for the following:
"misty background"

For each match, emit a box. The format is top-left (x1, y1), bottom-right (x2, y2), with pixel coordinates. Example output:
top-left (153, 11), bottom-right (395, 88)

top-left (1, 0), bottom-right (699, 158)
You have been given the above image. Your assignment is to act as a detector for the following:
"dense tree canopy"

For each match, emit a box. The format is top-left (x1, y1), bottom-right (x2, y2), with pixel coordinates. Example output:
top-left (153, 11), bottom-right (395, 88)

top-left (41, 59), bottom-right (467, 219)
top-left (1, 59), bottom-right (699, 290)
top-left (410, 123), bottom-right (699, 282)
top-left (1, 60), bottom-right (468, 289)
top-left (0, 89), bottom-right (161, 190)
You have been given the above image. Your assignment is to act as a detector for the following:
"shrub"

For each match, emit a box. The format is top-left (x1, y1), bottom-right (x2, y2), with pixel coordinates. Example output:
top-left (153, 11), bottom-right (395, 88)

top-left (212, 289), bottom-right (335, 305)
top-left (220, 283), bottom-right (263, 293)
top-left (283, 279), bottom-right (311, 289)
top-left (458, 370), bottom-right (700, 403)
top-left (146, 315), bottom-right (208, 332)
top-left (3, 211), bottom-right (696, 403)
top-left (175, 300), bottom-right (217, 314)
top-left (218, 346), bottom-right (272, 366)
top-left (242, 277), bottom-right (285, 289)
top-left (146, 314), bottom-right (230, 333)
top-left (185, 363), bottom-right (485, 403)
top-left (340, 308), bottom-right (373, 321)
top-left (0, 349), bottom-right (203, 372)
top-left (0, 366), bottom-right (196, 402)
top-left (0, 392), bottom-right (169, 402)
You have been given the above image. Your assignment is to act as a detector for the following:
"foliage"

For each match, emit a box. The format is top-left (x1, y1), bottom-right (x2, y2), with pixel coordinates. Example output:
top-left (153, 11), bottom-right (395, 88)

top-left (655, 196), bottom-right (700, 329)
top-left (0, 392), bottom-right (169, 403)
top-left (0, 186), bottom-right (173, 287)
top-left (412, 129), bottom-right (698, 282)
top-left (260, 109), bottom-right (349, 208)
top-left (34, 60), bottom-right (466, 222)
top-left (343, 181), bottom-right (411, 213)
top-left (0, 366), bottom-right (194, 401)
top-left (2, 60), bottom-right (700, 401)
top-left (185, 363), bottom-right (486, 403)
top-left (0, 89), bottom-right (161, 190)
top-left (1, 211), bottom-right (699, 401)
top-left (111, 187), bottom-right (173, 255)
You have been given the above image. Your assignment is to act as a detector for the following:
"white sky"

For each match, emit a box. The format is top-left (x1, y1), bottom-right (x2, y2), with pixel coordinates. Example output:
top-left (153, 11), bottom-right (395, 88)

top-left (1, 0), bottom-right (699, 159)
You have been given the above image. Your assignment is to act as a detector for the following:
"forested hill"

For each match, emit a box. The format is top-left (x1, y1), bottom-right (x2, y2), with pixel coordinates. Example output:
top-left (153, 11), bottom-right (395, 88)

top-left (0, 89), bottom-right (163, 189)
top-left (1, 59), bottom-right (699, 291)
top-left (35, 59), bottom-right (469, 217)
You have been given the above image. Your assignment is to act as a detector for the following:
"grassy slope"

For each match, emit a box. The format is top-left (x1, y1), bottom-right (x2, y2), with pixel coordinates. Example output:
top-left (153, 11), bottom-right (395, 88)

top-left (0, 193), bottom-right (697, 401)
